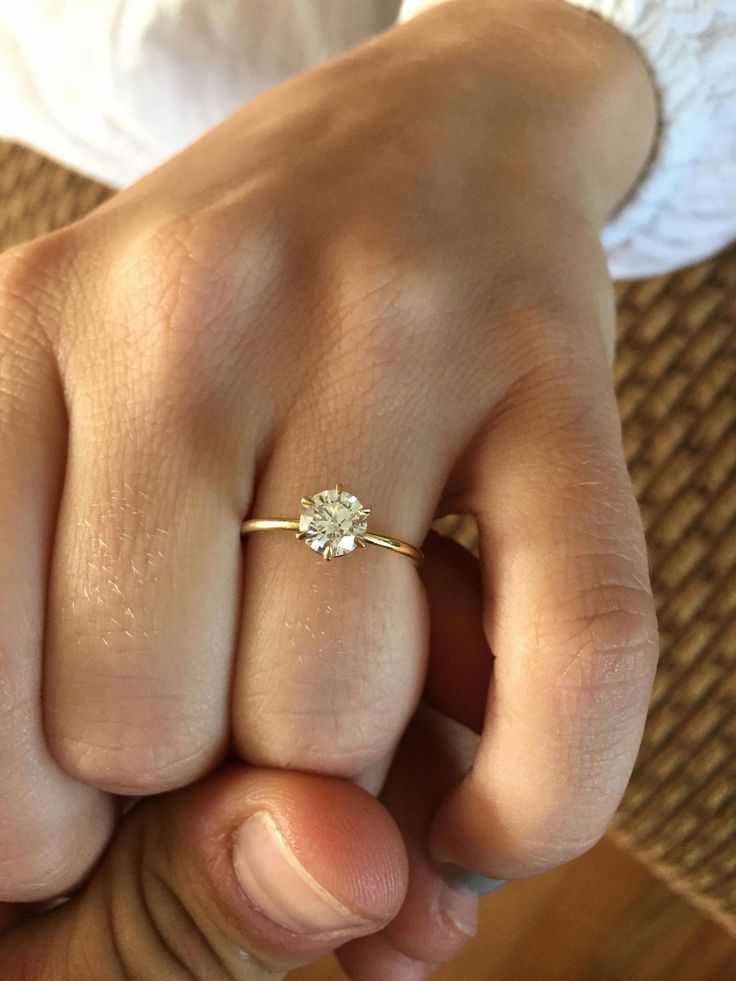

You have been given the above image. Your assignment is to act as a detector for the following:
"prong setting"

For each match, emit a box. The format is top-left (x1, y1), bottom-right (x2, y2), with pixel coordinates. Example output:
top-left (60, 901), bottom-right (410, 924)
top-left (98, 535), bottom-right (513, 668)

top-left (298, 486), bottom-right (369, 560)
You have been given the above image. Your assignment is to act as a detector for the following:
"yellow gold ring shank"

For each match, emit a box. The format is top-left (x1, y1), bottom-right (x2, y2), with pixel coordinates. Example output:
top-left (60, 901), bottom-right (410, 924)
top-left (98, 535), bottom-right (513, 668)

top-left (240, 518), bottom-right (423, 564)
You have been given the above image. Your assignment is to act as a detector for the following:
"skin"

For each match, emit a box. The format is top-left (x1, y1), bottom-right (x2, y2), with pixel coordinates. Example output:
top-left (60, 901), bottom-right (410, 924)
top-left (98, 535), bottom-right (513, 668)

top-left (0, 0), bottom-right (660, 976)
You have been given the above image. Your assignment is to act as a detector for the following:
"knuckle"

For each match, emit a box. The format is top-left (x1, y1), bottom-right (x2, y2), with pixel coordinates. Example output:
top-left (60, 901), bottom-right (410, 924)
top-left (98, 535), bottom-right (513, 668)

top-left (235, 577), bottom-right (424, 777)
top-left (332, 247), bottom-right (453, 360)
top-left (106, 217), bottom-right (216, 374)
top-left (238, 706), bottom-right (398, 777)
top-left (0, 240), bottom-right (50, 302)
top-left (50, 720), bottom-right (220, 795)
top-left (509, 278), bottom-right (609, 341)
top-left (510, 458), bottom-right (660, 698)
top-left (238, 674), bottom-right (407, 777)
top-left (487, 223), bottom-right (614, 350)
top-left (99, 208), bottom-right (294, 422)
top-left (505, 358), bottom-right (617, 450)
top-left (0, 231), bottom-right (75, 325)
top-left (291, 250), bottom-right (464, 425)
top-left (112, 209), bottom-right (281, 343)
top-left (540, 572), bottom-right (659, 697)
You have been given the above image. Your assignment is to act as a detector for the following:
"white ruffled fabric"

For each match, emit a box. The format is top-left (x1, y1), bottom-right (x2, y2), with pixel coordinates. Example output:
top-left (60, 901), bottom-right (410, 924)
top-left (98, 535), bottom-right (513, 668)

top-left (0, 0), bottom-right (733, 279)
top-left (547, 1), bottom-right (736, 278)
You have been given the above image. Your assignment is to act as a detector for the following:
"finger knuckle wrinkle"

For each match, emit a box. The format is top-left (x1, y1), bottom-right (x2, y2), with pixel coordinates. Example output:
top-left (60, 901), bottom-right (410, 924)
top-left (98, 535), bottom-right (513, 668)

top-left (543, 579), bottom-right (658, 690)
top-left (55, 728), bottom-right (216, 794)
top-left (242, 704), bottom-right (395, 775)
top-left (240, 668), bottom-right (404, 774)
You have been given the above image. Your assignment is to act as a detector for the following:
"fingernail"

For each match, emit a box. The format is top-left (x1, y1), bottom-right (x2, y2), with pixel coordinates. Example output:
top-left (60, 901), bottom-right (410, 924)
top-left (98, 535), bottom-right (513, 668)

top-left (441, 864), bottom-right (506, 897)
top-left (440, 885), bottom-right (478, 937)
top-left (232, 810), bottom-right (370, 935)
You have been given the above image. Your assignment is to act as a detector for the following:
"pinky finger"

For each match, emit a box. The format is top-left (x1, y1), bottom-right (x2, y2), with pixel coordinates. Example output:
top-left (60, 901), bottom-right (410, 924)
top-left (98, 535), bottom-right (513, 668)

top-left (339, 705), bottom-right (482, 978)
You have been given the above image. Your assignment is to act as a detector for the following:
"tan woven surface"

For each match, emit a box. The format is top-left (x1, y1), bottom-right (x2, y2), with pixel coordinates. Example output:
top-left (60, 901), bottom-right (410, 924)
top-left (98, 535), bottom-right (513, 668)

top-left (1, 141), bottom-right (735, 935)
top-left (0, 143), bottom-right (111, 245)
top-left (611, 253), bottom-right (736, 935)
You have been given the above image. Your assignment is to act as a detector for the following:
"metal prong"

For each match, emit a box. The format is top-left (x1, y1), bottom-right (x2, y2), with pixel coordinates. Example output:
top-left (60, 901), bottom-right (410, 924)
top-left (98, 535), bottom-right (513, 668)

top-left (356, 537), bottom-right (367, 548)
top-left (323, 545), bottom-right (333, 561)
top-left (360, 507), bottom-right (371, 518)
top-left (335, 483), bottom-right (343, 495)
top-left (301, 497), bottom-right (314, 509)
top-left (295, 530), bottom-right (307, 540)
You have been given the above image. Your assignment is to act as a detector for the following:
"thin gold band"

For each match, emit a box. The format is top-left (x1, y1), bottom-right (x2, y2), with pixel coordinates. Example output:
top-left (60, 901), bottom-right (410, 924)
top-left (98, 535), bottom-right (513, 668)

top-left (240, 518), bottom-right (423, 565)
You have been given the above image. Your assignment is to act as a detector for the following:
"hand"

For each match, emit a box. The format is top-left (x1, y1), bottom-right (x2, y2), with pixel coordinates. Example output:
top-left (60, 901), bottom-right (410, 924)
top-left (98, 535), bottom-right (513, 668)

top-left (0, 0), bottom-right (659, 974)
top-left (0, 764), bottom-right (409, 978)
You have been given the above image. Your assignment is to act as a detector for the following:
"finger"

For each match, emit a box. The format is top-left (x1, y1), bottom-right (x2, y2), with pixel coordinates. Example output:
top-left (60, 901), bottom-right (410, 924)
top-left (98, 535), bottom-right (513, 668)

top-left (419, 530), bottom-right (491, 734)
top-left (340, 531), bottom-right (497, 977)
top-left (0, 244), bottom-right (115, 901)
top-left (0, 765), bottom-right (408, 979)
top-left (341, 706), bottom-right (481, 979)
top-left (430, 358), bottom-right (659, 880)
top-left (231, 354), bottom-right (458, 775)
top-left (350, 529), bottom-right (492, 801)
top-left (43, 236), bottom-right (261, 794)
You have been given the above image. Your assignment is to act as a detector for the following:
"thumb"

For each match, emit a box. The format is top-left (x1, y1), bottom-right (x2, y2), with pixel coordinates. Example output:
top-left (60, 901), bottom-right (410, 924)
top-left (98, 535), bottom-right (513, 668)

top-left (0, 765), bottom-right (407, 978)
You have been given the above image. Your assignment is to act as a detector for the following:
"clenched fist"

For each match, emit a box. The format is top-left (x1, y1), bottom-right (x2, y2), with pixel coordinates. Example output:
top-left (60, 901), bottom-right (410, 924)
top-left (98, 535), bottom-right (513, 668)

top-left (0, 1), bottom-right (659, 976)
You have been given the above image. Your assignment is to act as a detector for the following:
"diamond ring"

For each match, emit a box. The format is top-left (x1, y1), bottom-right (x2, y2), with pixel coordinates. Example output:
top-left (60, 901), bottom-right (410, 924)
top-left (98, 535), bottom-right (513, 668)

top-left (240, 484), bottom-right (423, 564)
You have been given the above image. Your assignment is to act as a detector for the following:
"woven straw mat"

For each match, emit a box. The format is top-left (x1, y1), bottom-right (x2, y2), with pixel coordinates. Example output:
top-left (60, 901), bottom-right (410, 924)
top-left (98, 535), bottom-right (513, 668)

top-left (1, 140), bottom-right (735, 936)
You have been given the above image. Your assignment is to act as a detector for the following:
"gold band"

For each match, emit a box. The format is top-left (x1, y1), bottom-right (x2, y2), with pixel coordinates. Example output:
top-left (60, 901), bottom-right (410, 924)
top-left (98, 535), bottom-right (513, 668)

top-left (240, 518), bottom-right (423, 565)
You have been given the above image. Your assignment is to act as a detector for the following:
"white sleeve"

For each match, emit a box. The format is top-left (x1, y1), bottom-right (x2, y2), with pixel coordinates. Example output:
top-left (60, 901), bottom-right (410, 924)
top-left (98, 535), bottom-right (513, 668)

top-left (400, 0), bottom-right (736, 279)
top-left (0, 0), bottom-right (398, 190)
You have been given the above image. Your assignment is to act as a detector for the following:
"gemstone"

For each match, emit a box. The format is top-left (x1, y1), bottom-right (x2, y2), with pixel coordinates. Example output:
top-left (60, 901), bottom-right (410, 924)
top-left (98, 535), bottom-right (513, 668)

top-left (298, 488), bottom-right (369, 560)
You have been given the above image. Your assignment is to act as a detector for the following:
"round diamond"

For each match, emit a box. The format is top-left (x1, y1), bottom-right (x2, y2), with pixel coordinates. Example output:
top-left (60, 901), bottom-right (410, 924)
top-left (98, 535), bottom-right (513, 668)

top-left (299, 488), bottom-right (369, 559)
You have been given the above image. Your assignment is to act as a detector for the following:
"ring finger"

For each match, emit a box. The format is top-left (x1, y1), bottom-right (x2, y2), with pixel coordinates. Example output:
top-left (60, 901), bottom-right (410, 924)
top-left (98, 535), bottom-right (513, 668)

top-left (232, 371), bottom-right (455, 776)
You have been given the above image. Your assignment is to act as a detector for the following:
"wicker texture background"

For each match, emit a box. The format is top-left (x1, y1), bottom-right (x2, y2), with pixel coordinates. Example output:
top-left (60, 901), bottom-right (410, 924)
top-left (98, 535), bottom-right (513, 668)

top-left (1, 141), bottom-right (734, 936)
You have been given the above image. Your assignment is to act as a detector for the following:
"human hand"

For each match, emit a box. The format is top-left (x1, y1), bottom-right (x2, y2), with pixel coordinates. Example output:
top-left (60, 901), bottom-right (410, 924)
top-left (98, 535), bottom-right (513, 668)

top-left (0, 764), bottom-right (409, 978)
top-left (0, 0), bottom-right (659, 974)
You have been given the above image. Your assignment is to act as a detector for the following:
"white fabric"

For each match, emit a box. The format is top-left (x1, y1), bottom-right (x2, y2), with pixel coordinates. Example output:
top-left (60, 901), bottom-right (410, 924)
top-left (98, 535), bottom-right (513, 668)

top-left (0, 1), bottom-right (733, 279)
top-left (0, 1), bottom-right (400, 186)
